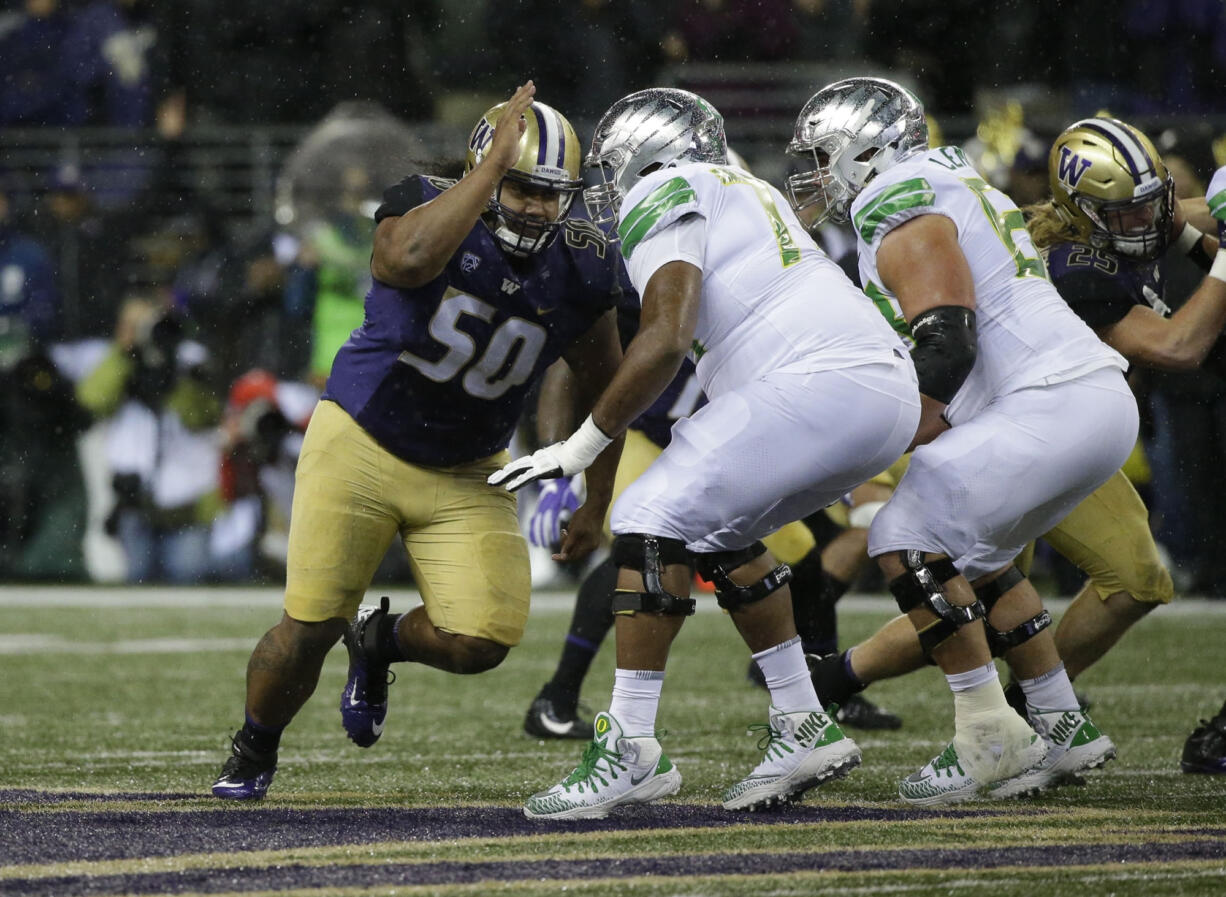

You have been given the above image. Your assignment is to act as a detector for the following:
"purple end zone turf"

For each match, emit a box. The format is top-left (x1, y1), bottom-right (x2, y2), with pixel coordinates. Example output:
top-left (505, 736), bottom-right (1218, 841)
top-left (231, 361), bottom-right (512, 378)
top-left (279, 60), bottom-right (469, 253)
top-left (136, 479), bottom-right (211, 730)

top-left (3, 840), bottom-right (1225, 896)
top-left (1, 800), bottom-right (1018, 864)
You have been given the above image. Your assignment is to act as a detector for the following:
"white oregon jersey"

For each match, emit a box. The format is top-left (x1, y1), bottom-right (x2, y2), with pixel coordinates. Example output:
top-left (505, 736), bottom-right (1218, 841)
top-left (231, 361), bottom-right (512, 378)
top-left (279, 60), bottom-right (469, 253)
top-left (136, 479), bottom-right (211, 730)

top-left (616, 161), bottom-right (905, 398)
top-left (852, 145), bottom-right (1127, 424)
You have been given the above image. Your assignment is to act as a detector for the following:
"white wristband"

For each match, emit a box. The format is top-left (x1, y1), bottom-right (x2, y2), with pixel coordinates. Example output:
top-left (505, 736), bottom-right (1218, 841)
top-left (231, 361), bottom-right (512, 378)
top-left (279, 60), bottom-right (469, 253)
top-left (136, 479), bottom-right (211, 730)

top-left (563, 415), bottom-right (615, 472)
top-left (1210, 251), bottom-right (1226, 285)
top-left (1175, 221), bottom-right (1205, 254)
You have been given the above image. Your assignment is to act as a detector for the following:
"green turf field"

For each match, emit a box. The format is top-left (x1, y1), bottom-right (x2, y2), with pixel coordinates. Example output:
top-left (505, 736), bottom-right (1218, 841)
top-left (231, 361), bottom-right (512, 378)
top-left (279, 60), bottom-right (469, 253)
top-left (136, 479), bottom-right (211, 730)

top-left (1, 587), bottom-right (1224, 896)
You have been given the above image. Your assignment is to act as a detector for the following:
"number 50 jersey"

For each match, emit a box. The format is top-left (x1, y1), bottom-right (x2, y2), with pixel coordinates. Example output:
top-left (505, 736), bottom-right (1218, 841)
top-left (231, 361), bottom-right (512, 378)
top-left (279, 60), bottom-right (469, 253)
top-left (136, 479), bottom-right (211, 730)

top-left (852, 146), bottom-right (1127, 425)
top-left (323, 174), bottom-right (622, 467)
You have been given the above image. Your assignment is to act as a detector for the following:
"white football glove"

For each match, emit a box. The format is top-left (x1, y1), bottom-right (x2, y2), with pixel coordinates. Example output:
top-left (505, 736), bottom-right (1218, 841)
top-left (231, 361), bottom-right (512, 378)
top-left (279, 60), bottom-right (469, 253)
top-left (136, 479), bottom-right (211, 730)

top-left (488, 415), bottom-right (613, 493)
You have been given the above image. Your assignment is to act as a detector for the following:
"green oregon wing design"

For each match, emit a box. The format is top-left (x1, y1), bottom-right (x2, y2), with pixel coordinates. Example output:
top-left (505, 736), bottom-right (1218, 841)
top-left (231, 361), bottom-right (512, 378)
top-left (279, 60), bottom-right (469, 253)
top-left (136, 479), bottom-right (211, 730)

top-left (854, 178), bottom-right (935, 244)
top-left (618, 177), bottom-right (698, 259)
top-left (1207, 186), bottom-right (1226, 222)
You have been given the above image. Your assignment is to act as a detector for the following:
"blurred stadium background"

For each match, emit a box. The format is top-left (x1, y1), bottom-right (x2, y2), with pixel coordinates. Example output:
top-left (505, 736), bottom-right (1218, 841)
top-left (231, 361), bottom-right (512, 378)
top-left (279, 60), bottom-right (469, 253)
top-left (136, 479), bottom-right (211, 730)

top-left (2, 0), bottom-right (1225, 591)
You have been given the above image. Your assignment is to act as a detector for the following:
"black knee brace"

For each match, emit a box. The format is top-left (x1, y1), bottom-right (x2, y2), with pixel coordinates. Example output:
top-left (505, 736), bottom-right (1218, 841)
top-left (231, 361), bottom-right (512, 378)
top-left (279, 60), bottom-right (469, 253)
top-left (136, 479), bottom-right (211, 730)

top-left (694, 541), bottom-right (792, 611)
top-left (610, 534), bottom-right (695, 616)
top-left (889, 549), bottom-right (984, 656)
top-left (973, 565), bottom-right (1051, 655)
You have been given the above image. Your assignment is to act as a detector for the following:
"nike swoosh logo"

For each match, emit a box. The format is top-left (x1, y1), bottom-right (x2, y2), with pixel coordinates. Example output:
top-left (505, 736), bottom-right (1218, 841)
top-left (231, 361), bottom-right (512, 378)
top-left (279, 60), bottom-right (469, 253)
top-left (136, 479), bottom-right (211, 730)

top-left (536, 306), bottom-right (555, 315)
top-left (630, 767), bottom-right (654, 786)
top-left (536, 713), bottom-right (576, 736)
top-left (371, 720), bottom-right (384, 736)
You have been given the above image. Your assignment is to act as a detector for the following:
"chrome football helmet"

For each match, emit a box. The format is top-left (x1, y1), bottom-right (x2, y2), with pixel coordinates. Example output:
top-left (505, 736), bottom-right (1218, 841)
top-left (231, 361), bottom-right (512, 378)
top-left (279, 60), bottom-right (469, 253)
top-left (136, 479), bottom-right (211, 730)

top-left (1048, 118), bottom-right (1173, 261)
top-left (786, 77), bottom-right (928, 229)
top-left (584, 88), bottom-right (727, 230)
top-left (464, 99), bottom-right (583, 255)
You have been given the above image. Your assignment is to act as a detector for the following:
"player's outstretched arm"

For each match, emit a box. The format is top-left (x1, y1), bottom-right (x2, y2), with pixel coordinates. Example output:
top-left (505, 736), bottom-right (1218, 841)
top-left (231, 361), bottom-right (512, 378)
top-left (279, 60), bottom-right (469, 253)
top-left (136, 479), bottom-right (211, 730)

top-left (372, 81), bottom-right (535, 288)
top-left (534, 359), bottom-right (578, 445)
top-left (488, 261), bottom-right (700, 494)
top-left (1177, 195), bottom-right (1217, 238)
top-left (587, 260), bottom-right (701, 437)
top-left (1098, 283), bottom-right (1226, 370)
top-left (1106, 167), bottom-right (1226, 369)
top-left (554, 309), bottom-right (625, 561)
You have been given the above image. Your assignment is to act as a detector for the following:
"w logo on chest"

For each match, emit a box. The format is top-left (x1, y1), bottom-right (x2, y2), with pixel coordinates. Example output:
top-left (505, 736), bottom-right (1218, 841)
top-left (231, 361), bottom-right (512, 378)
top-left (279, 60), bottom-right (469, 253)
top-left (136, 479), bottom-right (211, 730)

top-left (500, 278), bottom-right (520, 295)
top-left (1058, 147), bottom-right (1092, 188)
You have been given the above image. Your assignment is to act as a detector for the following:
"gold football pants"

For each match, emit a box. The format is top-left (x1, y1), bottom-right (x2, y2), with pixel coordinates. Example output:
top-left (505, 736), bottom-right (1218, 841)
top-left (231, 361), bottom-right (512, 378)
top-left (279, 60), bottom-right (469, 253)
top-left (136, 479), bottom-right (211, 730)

top-left (283, 400), bottom-right (531, 645)
top-left (1020, 467), bottom-right (1173, 604)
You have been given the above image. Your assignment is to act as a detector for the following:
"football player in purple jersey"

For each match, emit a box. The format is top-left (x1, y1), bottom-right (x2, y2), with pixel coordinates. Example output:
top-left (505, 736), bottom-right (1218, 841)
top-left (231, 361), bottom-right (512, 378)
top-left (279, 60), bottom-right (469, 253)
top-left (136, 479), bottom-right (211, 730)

top-left (212, 82), bottom-right (626, 800)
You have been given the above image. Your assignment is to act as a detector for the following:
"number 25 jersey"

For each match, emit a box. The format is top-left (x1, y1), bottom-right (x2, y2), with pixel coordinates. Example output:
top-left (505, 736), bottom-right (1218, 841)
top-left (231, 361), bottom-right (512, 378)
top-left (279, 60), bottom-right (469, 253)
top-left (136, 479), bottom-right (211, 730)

top-left (852, 146), bottom-right (1127, 425)
top-left (323, 174), bottom-right (622, 467)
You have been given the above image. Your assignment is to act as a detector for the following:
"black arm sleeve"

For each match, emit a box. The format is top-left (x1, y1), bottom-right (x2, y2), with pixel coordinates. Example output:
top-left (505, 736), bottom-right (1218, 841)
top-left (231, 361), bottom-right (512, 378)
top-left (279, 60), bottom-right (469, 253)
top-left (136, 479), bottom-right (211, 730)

top-left (1188, 238), bottom-right (1216, 273)
top-left (909, 306), bottom-right (977, 404)
top-left (1055, 270), bottom-right (1136, 330)
top-left (374, 176), bottom-right (427, 223)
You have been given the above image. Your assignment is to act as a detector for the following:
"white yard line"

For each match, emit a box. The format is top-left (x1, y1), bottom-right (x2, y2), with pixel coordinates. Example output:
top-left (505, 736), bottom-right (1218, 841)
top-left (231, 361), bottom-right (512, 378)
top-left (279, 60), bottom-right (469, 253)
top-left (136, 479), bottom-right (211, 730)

top-left (0, 587), bottom-right (1063, 614)
top-left (0, 634), bottom-right (257, 654)
top-left (2, 588), bottom-right (1223, 657)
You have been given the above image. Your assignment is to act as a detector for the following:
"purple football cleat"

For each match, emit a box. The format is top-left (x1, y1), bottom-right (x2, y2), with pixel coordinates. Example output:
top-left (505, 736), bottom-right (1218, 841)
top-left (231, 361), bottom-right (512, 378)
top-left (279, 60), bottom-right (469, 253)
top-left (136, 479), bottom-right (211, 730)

top-left (341, 596), bottom-right (396, 747)
top-left (1182, 714), bottom-right (1226, 774)
top-left (212, 731), bottom-right (277, 800)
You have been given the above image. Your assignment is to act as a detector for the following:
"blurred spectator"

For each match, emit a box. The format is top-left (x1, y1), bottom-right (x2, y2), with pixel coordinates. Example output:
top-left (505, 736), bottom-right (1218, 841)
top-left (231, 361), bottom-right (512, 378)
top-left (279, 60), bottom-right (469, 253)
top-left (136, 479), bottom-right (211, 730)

top-left (75, 296), bottom-right (223, 583)
top-left (0, 180), bottom-right (61, 343)
top-left (862, 0), bottom-right (982, 113)
top-left (280, 169), bottom-right (373, 387)
top-left (1003, 129), bottom-right (1052, 207)
top-left (275, 102), bottom-right (428, 384)
top-left (487, 0), bottom-right (661, 122)
top-left (790, 0), bottom-right (868, 61)
top-left (64, 0), bottom-right (163, 127)
top-left (1124, 0), bottom-right (1226, 115)
top-left (0, 0), bottom-right (83, 126)
top-left (102, 123), bottom-right (257, 381)
top-left (210, 369), bottom-right (316, 580)
top-left (28, 165), bottom-right (119, 339)
top-left (1055, 0), bottom-right (1142, 116)
top-left (959, 110), bottom-right (1051, 208)
top-left (663, 0), bottom-right (796, 64)
top-left (0, 310), bottom-right (91, 581)
top-left (206, 232), bottom-right (301, 387)
top-left (315, 1), bottom-right (438, 122)
top-left (164, 212), bottom-right (259, 387)
top-left (157, 1), bottom-right (435, 126)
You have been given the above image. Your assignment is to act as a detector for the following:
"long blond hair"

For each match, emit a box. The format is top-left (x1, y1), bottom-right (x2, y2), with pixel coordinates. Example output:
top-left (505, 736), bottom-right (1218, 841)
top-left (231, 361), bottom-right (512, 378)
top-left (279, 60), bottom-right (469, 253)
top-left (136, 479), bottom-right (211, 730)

top-left (1024, 199), bottom-right (1082, 250)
